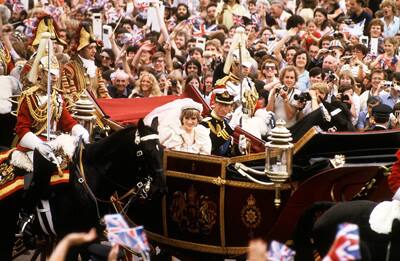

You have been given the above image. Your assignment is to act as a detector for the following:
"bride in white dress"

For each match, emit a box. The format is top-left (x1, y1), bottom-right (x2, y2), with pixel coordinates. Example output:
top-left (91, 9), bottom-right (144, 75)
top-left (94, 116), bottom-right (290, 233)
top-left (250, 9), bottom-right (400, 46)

top-left (145, 99), bottom-right (212, 155)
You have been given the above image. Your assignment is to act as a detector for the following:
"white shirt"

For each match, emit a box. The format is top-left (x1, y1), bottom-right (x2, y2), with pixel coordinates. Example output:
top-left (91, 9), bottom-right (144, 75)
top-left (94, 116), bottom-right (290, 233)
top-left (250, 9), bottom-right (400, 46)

top-left (380, 16), bottom-right (400, 38)
top-left (273, 88), bottom-right (301, 128)
top-left (78, 55), bottom-right (97, 78)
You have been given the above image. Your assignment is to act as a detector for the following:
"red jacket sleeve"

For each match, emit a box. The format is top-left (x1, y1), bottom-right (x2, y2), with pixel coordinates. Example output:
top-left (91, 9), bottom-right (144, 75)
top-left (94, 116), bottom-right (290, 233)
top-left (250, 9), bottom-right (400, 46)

top-left (388, 149), bottom-right (400, 193)
top-left (15, 99), bottom-right (33, 140)
top-left (57, 102), bottom-right (77, 132)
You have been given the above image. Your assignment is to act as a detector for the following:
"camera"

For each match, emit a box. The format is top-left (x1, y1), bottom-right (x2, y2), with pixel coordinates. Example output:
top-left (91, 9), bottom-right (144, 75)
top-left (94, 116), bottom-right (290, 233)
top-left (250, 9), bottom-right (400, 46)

top-left (294, 92), bottom-right (312, 102)
top-left (340, 55), bottom-right (352, 64)
top-left (333, 31), bottom-right (344, 39)
top-left (170, 79), bottom-right (177, 86)
top-left (383, 81), bottom-right (393, 88)
top-left (341, 94), bottom-right (350, 102)
top-left (343, 18), bottom-right (353, 25)
top-left (276, 85), bottom-right (288, 92)
top-left (325, 71), bottom-right (337, 83)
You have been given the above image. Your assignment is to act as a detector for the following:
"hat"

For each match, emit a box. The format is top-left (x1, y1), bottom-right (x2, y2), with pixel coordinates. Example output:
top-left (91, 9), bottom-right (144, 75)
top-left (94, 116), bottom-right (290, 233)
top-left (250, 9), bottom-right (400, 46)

top-left (39, 55), bottom-right (60, 76)
top-left (372, 104), bottom-right (392, 119)
top-left (223, 27), bottom-right (256, 74)
top-left (329, 40), bottom-right (344, 50)
top-left (231, 49), bottom-right (253, 68)
top-left (214, 88), bottom-right (235, 105)
top-left (32, 16), bottom-right (67, 46)
top-left (77, 23), bottom-right (97, 51)
top-left (28, 32), bottom-right (59, 83)
top-left (181, 100), bottom-right (203, 113)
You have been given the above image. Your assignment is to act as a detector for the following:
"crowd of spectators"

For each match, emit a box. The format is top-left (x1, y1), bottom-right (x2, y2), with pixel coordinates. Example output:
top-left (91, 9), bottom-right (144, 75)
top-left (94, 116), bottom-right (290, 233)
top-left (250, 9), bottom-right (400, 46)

top-left (1, 0), bottom-right (400, 136)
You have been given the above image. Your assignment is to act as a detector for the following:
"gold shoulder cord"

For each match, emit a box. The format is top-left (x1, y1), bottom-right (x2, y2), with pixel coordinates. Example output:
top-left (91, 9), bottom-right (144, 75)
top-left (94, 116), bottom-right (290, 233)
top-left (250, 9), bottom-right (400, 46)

top-left (18, 86), bottom-right (63, 135)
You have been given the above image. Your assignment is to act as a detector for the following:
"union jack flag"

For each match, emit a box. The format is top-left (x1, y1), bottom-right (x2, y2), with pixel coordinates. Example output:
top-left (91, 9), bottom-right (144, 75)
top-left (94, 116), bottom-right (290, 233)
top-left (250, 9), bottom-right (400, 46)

top-left (322, 223), bottom-right (362, 261)
top-left (136, 1), bottom-right (149, 12)
top-left (104, 214), bottom-right (129, 234)
top-left (104, 214), bottom-right (150, 255)
top-left (192, 23), bottom-right (218, 37)
top-left (232, 14), bottom-right (244, 27)
top-left (267, 240), bottom-right (296, 261)
top-left (45, 5), bottom-right (64, 22)
top-left (184, 15), bottom-right (202, 27)
top-left (23, 17), bottom-right (38, 38)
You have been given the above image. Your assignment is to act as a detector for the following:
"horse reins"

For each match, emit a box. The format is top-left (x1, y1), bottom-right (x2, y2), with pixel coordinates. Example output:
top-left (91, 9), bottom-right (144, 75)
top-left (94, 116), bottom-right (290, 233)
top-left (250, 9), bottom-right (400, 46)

top-left (75, 131), bottom-right (161, 221)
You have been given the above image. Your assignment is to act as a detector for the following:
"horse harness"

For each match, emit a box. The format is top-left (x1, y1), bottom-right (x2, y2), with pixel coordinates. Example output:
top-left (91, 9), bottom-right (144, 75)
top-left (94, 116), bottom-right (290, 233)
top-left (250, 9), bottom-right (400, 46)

top-left (75, 130), bottom-right (160, 223)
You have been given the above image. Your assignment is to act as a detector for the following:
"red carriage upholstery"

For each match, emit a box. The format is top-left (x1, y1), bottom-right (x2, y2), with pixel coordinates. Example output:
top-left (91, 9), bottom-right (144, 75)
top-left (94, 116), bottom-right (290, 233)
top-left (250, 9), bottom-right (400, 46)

top-left (96, 85), bottom-right (212, 126)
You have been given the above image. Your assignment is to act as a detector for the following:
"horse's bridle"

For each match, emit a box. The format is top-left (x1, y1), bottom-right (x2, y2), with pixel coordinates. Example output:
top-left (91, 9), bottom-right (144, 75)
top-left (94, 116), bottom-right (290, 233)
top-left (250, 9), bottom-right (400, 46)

top-left (74, 131), bottom-right (161, 222)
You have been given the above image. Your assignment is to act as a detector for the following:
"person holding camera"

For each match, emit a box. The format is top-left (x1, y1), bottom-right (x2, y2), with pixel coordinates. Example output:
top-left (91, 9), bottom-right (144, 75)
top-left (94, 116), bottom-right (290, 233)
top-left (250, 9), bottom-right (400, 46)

top-left (379, 82), bottom-right (400, 109)
top-left (300, 82), bottom-right (330, 117)
top-left (336, 83), bottom-right (359, 125)
top-left (340, 44), bottom-right (369, 79)
top-left (266, 66), bottom-right (302, 128)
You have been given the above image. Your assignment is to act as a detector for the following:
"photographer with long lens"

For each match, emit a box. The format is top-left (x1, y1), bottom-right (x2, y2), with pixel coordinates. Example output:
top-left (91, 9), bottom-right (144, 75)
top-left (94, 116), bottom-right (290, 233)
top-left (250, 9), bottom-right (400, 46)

top-left (266, 66), bottom-right (301, 127)
top-left (334, 83), bottom-right (358, 125)
top-left (340, 44), bottom-right (369, 79)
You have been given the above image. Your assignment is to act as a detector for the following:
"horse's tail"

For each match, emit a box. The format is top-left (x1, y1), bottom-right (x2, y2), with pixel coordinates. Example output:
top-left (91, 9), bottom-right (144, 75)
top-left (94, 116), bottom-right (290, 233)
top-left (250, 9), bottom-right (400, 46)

top-left (292, 201), bottom-right (335, 261)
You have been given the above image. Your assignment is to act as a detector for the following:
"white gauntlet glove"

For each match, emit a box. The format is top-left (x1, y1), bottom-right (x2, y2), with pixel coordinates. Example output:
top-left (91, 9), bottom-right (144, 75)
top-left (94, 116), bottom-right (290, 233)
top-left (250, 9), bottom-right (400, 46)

top-left (19, 132), bottom-right (54, 159)
top-left (72, 124), bottom-right (90, 143)
top-left (393, 188), bottom-right (400, 201)
top-left (36, 142), bottom-right (54, 159)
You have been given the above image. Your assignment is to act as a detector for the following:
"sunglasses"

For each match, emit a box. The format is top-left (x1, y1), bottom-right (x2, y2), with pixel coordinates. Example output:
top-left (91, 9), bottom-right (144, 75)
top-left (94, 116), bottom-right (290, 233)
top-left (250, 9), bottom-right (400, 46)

top-left (265, 65), bottom-right (276, 70)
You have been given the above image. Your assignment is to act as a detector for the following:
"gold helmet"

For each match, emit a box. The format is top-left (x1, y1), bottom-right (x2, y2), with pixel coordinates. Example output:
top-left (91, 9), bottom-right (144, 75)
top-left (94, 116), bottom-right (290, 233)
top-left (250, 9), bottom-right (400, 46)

top-left (28, 32), bottom-right (59, 84)
top-left (76, 22), bottom-right (97, 51)
top-left (31, 16), bottom-right (67, 46)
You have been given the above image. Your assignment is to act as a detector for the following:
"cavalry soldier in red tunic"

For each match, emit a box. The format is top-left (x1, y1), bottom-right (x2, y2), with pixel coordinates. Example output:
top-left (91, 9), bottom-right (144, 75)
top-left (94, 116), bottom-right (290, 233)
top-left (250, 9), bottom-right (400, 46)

top-left (61, 22), bottom-right (110, 108)
top-left (389, 150), bottom-right (400, 199)
top-left (15, 33), bottom-right (89, 234)
top-left (16, 33), bottom-right (88, 162)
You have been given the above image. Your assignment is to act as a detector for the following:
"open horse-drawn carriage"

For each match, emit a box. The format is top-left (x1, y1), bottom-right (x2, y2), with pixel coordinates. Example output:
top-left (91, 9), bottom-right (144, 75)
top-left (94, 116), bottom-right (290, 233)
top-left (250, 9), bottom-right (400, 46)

top-left (1, 83), bottom-right (399, 260)
top-left (93, 86), bottom-right (398, 259)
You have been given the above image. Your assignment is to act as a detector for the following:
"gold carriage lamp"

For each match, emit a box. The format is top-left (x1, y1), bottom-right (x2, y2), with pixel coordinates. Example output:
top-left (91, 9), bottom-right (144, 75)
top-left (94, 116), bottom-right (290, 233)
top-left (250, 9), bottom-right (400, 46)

top-left (265, 119), bottom-right (293, 208)
top-left (72, 90), bottom-right (97, 140)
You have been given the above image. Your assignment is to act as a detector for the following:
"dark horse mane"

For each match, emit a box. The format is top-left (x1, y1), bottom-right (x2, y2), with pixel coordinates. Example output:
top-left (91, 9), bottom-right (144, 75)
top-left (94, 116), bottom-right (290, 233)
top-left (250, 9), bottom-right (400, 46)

top-left (0, 119), bottom-right (165, 260)
top-left (53, 119), bottom-right (164, 236)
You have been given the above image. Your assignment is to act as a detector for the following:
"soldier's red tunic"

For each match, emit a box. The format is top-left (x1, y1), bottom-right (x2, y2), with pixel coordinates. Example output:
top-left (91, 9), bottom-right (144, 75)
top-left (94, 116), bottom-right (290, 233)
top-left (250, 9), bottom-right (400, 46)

top-left (388, 149), bottom-right (400, 193)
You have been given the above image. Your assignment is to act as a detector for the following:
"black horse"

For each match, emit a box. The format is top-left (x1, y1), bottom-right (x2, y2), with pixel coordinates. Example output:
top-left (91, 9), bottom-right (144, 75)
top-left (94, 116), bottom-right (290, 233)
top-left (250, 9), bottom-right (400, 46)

top-left (0, 118), bottom-right (165, 260)
top-left (293, 200), bottom-right (400, 261)
top-left (290, 101), bottom-right (355, 143)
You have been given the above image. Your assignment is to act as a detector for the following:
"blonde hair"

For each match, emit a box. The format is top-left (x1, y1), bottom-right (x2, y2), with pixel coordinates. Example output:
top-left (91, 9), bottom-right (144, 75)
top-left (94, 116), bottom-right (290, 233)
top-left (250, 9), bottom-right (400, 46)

top-left (384, 37), bottom-right (399, 49)
top-left (310, 82), bottom-right (329, 96)
top-left (380, 0), bottom-right (398, 16)
top-left (133, 72), bottom-right (161, 97)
